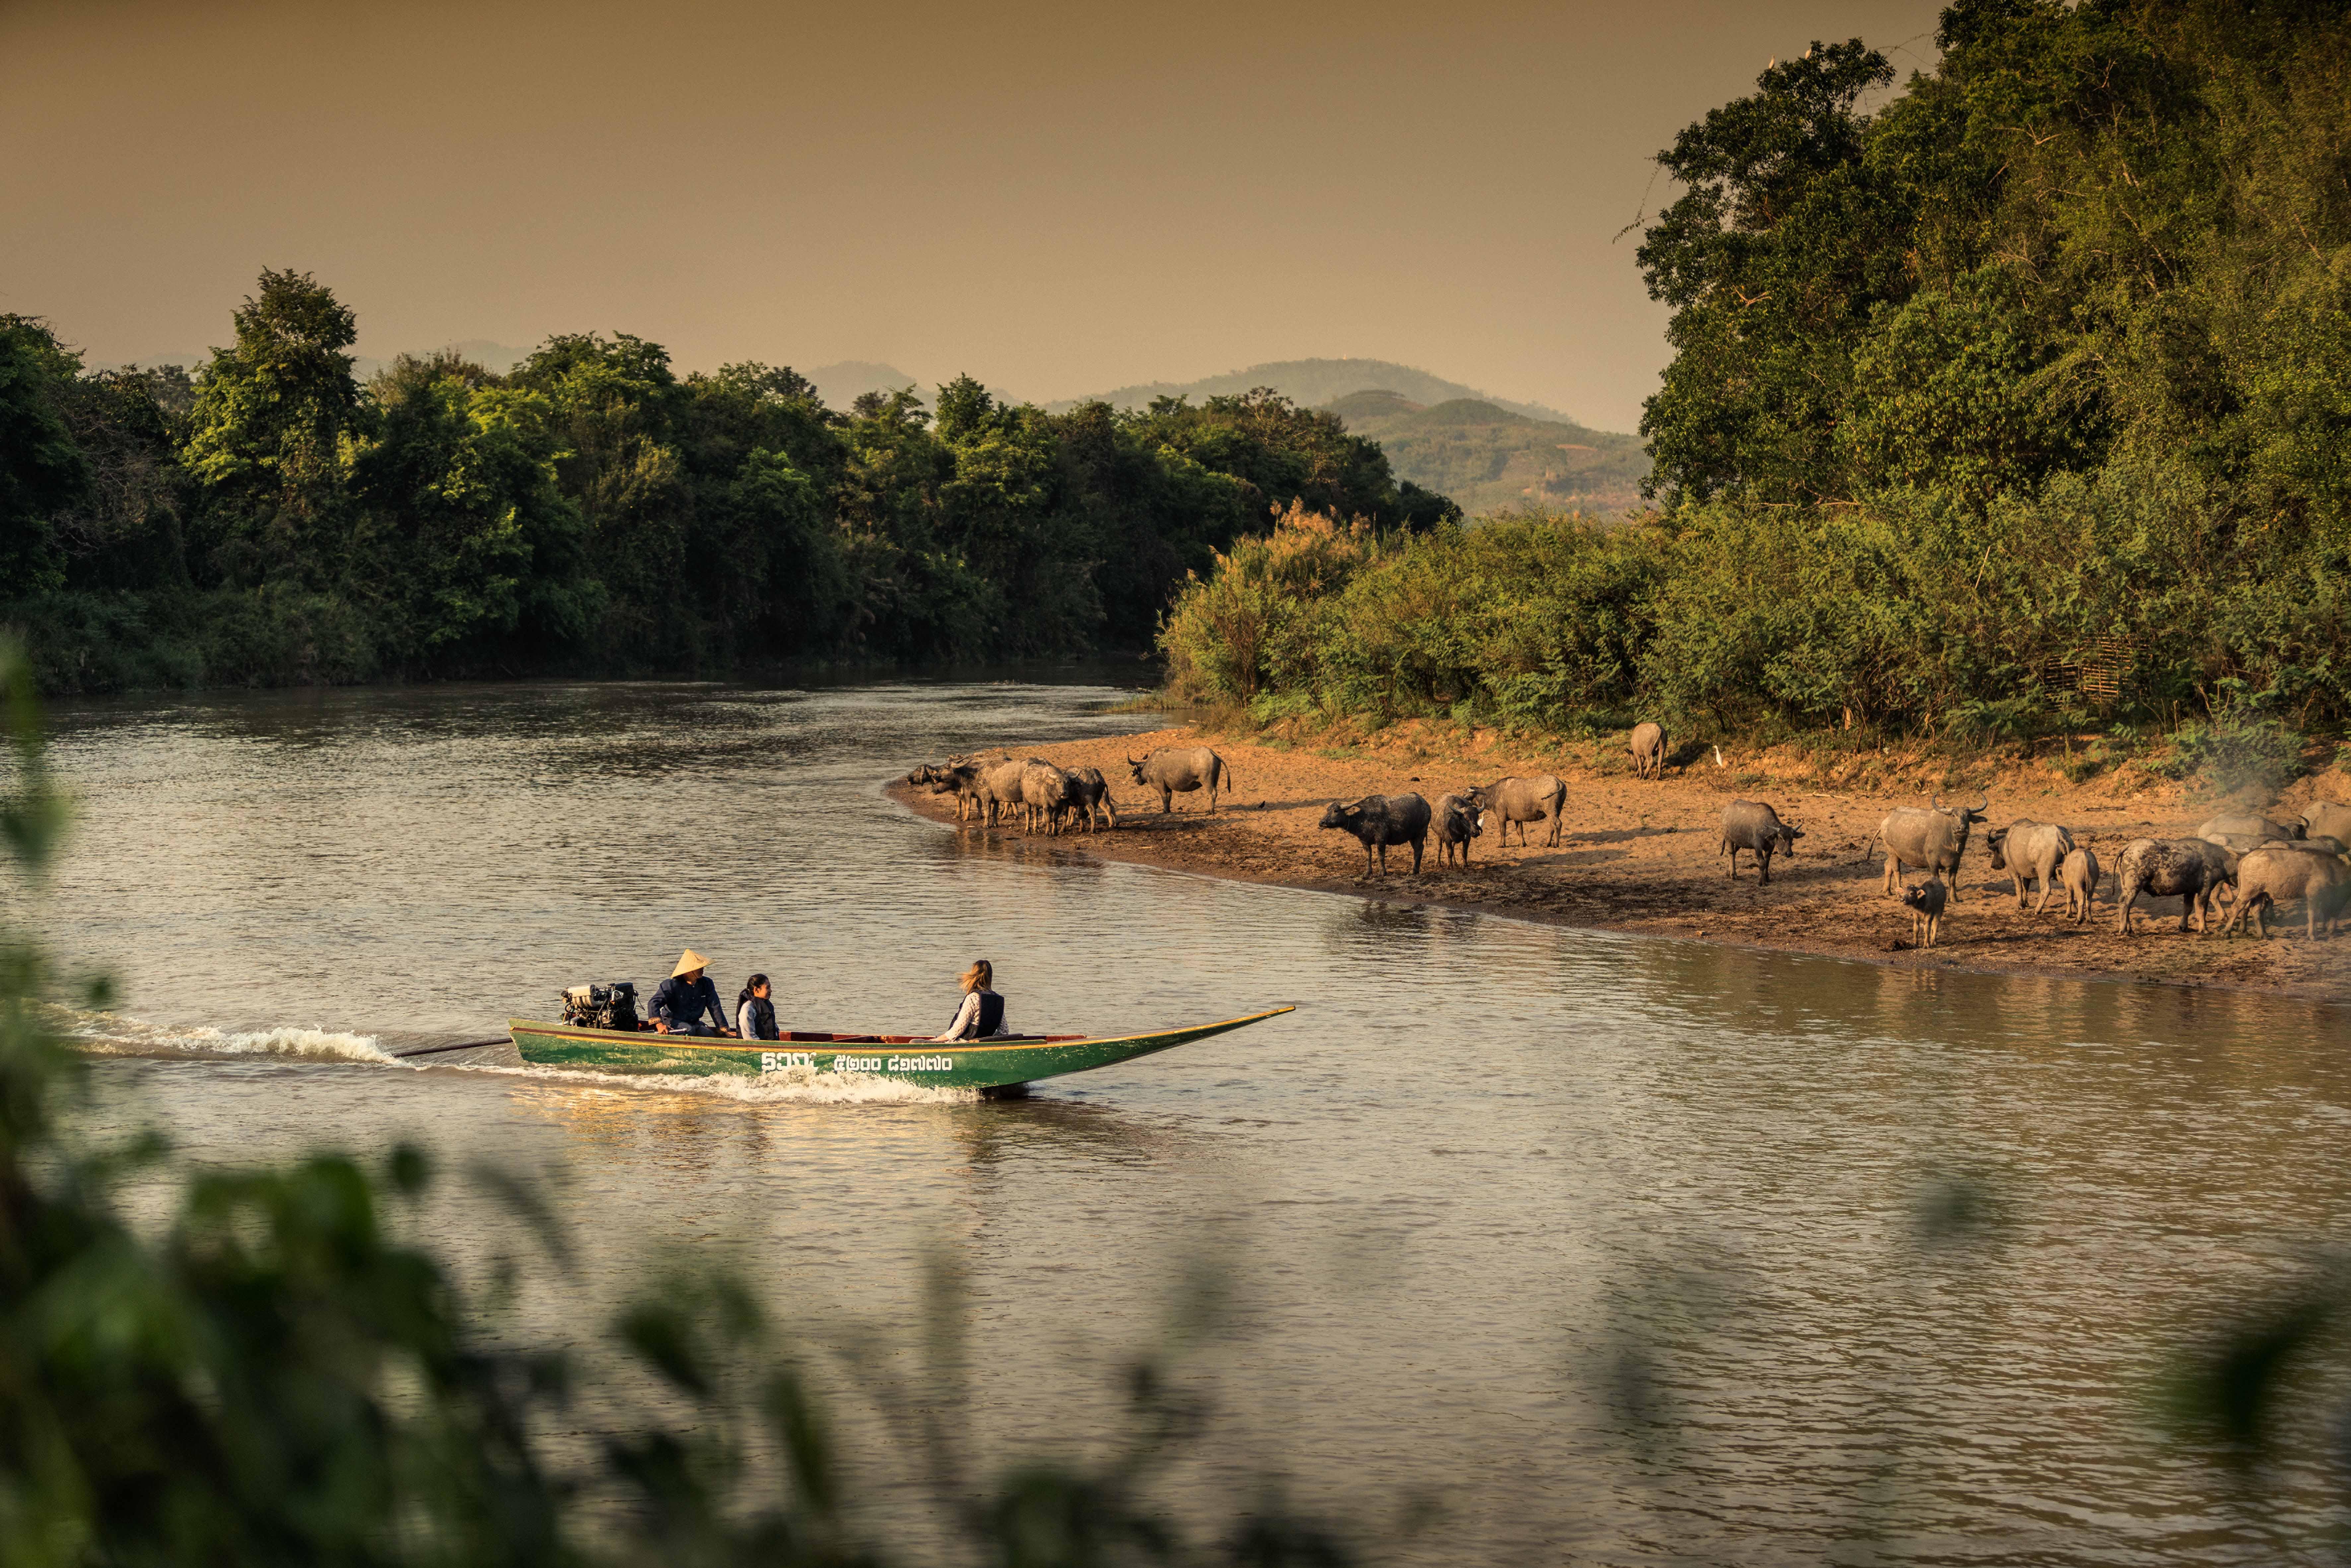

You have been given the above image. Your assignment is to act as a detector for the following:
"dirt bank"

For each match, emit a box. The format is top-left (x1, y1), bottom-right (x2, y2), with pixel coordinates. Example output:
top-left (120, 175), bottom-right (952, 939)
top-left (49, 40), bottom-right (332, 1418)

top-left (887, 720), bottom-right (2351, 1007)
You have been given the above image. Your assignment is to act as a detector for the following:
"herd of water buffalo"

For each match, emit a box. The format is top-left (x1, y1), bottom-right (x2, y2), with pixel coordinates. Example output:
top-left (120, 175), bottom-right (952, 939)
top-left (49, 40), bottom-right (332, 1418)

top-left (906, 747), bottom-right (1237, 834)
top-left (1854, 794), bottom-right (2351, 947)
top-left (907, 736), bottom-right (2351, 947)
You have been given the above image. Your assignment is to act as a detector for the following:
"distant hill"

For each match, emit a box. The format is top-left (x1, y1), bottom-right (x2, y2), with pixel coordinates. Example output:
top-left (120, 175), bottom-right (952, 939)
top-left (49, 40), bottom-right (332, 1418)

top-left (808, 360), bottom-right (920, 409)
top-left (1051, 358), bottom-right (1584, 427)
top-left (1321, 390), bottom-right (1649, 517)
top-left (430, 339), bottom-right (532, 374)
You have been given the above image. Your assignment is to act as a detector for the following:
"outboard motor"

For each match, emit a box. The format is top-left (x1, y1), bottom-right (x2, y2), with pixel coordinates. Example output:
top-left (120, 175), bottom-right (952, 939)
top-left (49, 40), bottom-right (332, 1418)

top-left (561, 981), bottom-right (639, 1031)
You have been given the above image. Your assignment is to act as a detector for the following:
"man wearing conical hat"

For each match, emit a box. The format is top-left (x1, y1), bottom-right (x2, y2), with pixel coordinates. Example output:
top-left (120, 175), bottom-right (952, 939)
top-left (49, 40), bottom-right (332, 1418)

top-left (648, 949), bottom-right (736, 1037)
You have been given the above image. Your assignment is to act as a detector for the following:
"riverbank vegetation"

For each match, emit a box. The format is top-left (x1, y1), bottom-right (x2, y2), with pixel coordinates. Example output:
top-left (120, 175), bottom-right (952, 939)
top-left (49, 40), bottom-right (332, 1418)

top-left (0, 282), bottom-right (1454, 695)
top-left (1164, 0), bottom-right (2351, 776)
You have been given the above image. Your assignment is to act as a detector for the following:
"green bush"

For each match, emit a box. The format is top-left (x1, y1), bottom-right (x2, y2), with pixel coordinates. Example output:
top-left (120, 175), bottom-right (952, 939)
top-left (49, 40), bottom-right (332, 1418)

top-left (1162, 508), bottom-right (1665, 727)
top-left (1163, 452), bottom-right (2351, 746)
top-left (6, 586), bottom-right (384, 696)
top-left (2156, 705), bottom-right (2306, 795)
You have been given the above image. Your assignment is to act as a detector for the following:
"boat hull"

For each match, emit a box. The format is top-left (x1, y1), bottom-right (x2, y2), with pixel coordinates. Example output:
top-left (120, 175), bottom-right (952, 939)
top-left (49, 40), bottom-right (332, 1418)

top-left (505, 1007), bottom-right (1293, 1091)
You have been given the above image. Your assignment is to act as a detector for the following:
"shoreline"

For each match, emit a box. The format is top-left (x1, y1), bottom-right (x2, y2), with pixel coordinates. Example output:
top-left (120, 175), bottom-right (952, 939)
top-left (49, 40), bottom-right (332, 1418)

top-left (889, 723), bottom-right (2351, 1010)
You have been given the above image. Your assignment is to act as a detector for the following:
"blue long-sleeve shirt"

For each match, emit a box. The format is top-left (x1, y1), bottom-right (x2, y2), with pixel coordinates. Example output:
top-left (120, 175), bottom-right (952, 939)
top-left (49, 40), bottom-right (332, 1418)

top-left (649, 974), bottom-right (727, 1031)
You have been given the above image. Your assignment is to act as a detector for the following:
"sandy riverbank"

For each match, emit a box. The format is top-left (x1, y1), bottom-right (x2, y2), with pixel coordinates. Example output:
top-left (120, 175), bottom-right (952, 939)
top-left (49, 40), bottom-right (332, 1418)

top-left (887, 720), bottom-right (2351, 1007)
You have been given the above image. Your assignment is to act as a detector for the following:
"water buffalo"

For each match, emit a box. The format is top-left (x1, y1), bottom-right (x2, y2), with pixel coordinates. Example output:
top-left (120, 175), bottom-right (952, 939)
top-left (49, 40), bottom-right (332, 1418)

top-left (1719, 799), bottom-right (1802, 885)
top-left (1018, 761), bottom-right (1071, 834)
top-left (974, 757), bottom-right (1058, 829)
top-left (975, 759), bottom-right (1028, 827)
top-left (1985, 819), bottom-right (2075, 914)
top-left (1062, 767), bottom-right (1115, 832)
top-left (2114, 837), bottom-right (2237, 934)
top-left (1127, 747), bottom-right (1232, 813)
top-left (2230, 835), bottom-right (2350, 862)
top-left (1319, 793), bottom-right (1430, 878)
top-left (2221, 845), bottom-right (2351, 940)
top-left (1432, 792), bottom-right (1482, 867)
top-left (1465, 775), bottom-right (1566, 848)
top-left (1629, 722), bottom-right (1667, 781)
top-left (1877, 793), bottom-right (1989, 903)
top-left (2300, 802), bottom-right (2351, 843)
top-left (2189, 836), bottom-right (2244, 888)
top-left (914, 759), bottom-right (983, 821)
top-left (2059, 846), bottom-right (2102, 923)
top-left (1900, 877), bottom-right (1948, 947)
top-left (2196, 813), bottom-right (2302, 842)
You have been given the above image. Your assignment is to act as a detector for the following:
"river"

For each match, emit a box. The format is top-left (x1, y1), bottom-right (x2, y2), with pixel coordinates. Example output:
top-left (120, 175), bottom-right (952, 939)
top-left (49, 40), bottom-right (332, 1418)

top-left (34, 678), bottom-right (2351, 1563)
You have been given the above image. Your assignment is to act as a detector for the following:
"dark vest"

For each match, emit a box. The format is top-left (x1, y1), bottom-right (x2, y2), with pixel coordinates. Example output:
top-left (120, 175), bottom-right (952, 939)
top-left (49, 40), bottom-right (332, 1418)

top-left (950, 990), bottom-right (1004, 1038)
top-left (743, 995), bottom-right (779, 1040)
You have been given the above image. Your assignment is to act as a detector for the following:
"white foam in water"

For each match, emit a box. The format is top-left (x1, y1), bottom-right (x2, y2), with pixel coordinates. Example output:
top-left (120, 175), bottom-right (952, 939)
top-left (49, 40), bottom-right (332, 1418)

top-left (451, 1058), bottom-right (979, 1105)
top-left (58, 1008), bottom-right (404, 1065)
top-left (56, 1006), bottom-right (974, 1103)
top-left (203, 1026), bottom-right (401, 1063)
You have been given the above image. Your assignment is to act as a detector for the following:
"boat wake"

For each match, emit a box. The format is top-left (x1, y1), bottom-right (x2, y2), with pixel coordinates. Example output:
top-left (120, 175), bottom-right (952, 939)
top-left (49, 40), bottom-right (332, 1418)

top-left (454, 1059), bottom-right (981, 1106)
top-left (59, 1008), bottom-right (402, 1064)
top-left (56, 1008), bottom-right (977, 1104)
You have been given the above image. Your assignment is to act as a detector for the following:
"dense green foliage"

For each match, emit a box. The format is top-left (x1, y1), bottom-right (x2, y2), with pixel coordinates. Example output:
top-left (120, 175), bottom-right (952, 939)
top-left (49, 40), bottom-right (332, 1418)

top-left (1320, 392), bottom-right (1647, 517)
top-left (0, 277), bottom-right (1455, 693)
top-left (1170, 0), bottom-right (2351, 744)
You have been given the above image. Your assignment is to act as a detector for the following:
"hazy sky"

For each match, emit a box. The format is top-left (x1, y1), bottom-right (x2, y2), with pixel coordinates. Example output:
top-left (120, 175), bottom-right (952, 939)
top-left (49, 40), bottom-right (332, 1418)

top-left (3, 0), bottom-right (1946, 431)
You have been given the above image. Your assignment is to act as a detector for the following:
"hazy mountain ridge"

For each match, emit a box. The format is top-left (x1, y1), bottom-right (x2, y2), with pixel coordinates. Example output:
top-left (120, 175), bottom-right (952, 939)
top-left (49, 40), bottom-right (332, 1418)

top-left (1049, 357), bottom-right (1587, 427)
top-left (807, 360), bottom-right (921, 409)
top-left (1319, 389), bottom-right (1648, 516)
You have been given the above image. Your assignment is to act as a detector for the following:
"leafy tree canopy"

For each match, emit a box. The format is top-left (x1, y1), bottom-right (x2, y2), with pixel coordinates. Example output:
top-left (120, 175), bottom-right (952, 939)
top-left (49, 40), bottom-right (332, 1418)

top-left (1637, 0), bottom-right (2351, 524)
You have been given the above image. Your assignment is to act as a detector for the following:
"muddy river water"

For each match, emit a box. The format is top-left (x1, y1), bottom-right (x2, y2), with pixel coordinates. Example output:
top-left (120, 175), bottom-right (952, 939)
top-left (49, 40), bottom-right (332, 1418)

top-left (36, 679), bottom-right (2351, 1563)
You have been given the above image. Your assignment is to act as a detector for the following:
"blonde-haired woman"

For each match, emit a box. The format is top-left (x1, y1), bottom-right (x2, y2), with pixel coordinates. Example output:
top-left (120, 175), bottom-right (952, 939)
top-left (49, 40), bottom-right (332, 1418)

top-left (933, 959), bottom-right (1007, 1041)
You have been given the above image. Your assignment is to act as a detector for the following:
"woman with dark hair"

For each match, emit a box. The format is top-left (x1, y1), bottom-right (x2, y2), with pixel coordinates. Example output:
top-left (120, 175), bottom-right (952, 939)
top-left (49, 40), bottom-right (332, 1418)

top-left (932, 959), bottom-right (1006, 1041)
top-left (737, 974), bottom-right (780, 1042)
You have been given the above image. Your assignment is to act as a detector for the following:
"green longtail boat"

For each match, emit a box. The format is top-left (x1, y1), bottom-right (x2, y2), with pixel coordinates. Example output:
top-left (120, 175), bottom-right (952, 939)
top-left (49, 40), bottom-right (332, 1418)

top-left (506, 1006), bottom-right (1295, 1092)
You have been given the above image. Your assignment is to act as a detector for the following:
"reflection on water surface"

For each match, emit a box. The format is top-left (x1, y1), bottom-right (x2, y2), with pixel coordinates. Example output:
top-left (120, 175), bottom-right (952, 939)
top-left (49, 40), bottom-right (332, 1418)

top-left (39, 679), bottom-right (2351, 1563)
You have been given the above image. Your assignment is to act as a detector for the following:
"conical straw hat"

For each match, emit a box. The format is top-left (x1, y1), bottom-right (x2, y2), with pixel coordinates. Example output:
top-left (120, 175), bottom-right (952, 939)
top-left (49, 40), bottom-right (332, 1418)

top-left (672, 949), bottom-right (710, 978)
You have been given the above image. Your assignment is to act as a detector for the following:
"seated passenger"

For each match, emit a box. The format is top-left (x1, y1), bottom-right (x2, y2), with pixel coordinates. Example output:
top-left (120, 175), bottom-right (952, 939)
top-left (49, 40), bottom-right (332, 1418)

top-left (737, 973), bottom-right (780, 1042)
top-left (649, 950), bottom-right (736, 1037)
top-left (933, 959), bottom-right (1007, 1042)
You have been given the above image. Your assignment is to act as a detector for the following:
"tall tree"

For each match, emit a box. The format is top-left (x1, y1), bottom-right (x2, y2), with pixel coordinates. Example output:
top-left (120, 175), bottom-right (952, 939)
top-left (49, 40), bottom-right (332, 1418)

top-left (505, 334), bottom-right (691, 664)
top-left (1635, 41), bottom-right (1903, 505)
top-left (181, 270), bottom-right (363, 585)
top-left (0, 317), bottom-right (88, 591)
top-left (678, 363), bottom-right (852, 657)
top-left (935, 376), bottom-right (1102, 653)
